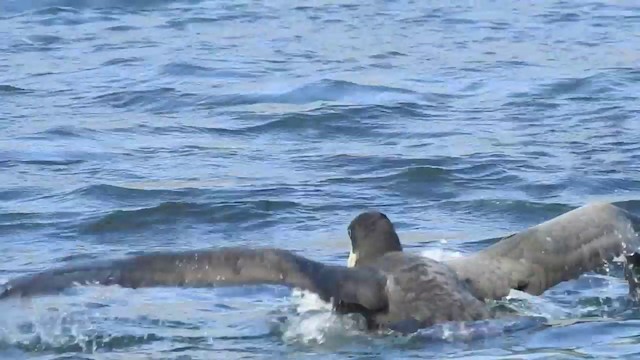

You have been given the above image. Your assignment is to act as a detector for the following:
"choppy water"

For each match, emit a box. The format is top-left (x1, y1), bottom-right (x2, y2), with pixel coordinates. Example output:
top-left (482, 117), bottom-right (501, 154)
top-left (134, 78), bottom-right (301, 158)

top-left (2, 0), bottom-right (640, 358)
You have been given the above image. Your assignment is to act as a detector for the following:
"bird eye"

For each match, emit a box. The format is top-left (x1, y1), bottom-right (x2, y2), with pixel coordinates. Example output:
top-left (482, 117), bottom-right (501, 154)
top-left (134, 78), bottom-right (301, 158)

top-left (348, 227), bottom-right (352, 239)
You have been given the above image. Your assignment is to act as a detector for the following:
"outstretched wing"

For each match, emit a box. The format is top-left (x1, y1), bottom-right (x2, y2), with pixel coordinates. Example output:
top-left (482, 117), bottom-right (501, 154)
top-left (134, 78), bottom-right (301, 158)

top-left (0, 247), bottom-right (389, 311)
top-left (446, 202), bottom-right (640, 300)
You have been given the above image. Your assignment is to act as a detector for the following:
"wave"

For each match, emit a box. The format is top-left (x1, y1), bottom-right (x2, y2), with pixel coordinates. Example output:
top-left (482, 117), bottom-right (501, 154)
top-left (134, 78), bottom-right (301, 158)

top-left (0, 308), bottom-right (165, 354)
top-left (100, 56), bottom-right (143, 66)
top-left (2, 0), bottom-right (204, 13)
top-left (19, 159), bottom-right (85, 166)
top-left (93, 101), bottom-right (428, 137)
top-left (0, 85), bottom-right (32, 95)
top-left (73, 183), bottom-right (187, 201)
top-left (0, 188), bottom-right (45, 201)
top-left (28, 12), bottom-right (118, 26)
top-left (265, 79), bottom-right (418, 105)
top-left (238, 110), bottom-right (372, 137)
top-left (35, 125), bottom-right (100, 138)
top-left (28, 5), bottom-right (79, 15)
top-left (158, 13), bottom-right (269, 30)
top-left (86, 78), bottom-right (430, 122)
top-left (323, 160), bottom-right (520, 190)
top-left (0, 212), bottom-right (48, 234)
top-left (610, 200), bottom-right (640, 215)
top-left (0, 146), bottom-right (116, 169)
top-left (0, 332), bottom-right (164, 354)
top-left (229, 104), bottom-right (434, 138)
top-left (71, 183), bottom-right (302, 203)
top-left (105, 24), bottom-right (140, 31)
top-left (509, 68), bottom-right (637, 103)
top-left (196, 79), bottom-right (423, 109)
top-left (435, 199), bottom-right (575, 228)
top-left (92, 87), bottom-right (198, 113)
top-left (12, 159), bottom-right (85, 166)
top-left (0, 148), bottom-right (94, 166)
top-left (0, 210), bottom-right (80, 233)
top-left (161, 62), bottom-right (259, 79)
top-left (81, 200), bottom-right (301, 234)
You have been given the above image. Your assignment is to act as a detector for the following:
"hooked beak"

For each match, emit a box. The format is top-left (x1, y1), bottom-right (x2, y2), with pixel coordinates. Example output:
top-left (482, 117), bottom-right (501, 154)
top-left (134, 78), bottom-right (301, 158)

top-left (347, 250), bottom-right (358, 267)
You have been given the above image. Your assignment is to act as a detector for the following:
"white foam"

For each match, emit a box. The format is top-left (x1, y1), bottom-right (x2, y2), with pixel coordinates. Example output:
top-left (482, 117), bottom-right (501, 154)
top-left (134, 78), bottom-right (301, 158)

top-left (0, 298), bottom-right (99, 353)
top-left (290, 288), bottom-right (332, 313)
top-left (505, 289), bottom-right (571, 318)
top-left (280, 290), bottom-right (335, 344)
top-left (279, 289), bottom-right (363, 345)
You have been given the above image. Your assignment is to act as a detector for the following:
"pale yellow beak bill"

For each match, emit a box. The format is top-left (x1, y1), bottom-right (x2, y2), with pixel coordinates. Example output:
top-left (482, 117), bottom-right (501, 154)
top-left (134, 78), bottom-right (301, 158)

top-left (347, 251), bottom-right (358, 267)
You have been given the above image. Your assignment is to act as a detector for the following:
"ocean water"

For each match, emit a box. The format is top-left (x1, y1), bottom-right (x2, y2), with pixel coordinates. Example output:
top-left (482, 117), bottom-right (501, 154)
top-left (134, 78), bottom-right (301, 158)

top-left (1, 0), bottom-right (640, 358)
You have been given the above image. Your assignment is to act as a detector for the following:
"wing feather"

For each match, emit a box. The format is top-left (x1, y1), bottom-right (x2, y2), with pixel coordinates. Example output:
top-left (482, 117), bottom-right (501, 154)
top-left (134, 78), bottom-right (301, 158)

top-left (446, 202), bottom-right (640, 299)
top-left (0, 247), bottom-right (389, 311)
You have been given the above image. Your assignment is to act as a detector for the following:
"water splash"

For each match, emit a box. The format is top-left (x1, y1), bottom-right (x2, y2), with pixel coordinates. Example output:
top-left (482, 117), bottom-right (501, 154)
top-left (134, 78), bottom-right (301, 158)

top-left (278, 289), bottom-right (366, 346)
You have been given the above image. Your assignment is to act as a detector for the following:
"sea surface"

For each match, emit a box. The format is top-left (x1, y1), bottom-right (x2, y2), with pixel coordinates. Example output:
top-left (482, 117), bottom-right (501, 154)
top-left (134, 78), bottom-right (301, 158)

top-left (1, 0), bottom-right (640, 358)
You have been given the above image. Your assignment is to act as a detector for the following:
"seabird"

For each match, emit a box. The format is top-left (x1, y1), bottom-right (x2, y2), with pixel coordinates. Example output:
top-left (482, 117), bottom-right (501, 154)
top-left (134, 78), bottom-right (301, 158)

top-left (1, 201), bottom-right (640, 333)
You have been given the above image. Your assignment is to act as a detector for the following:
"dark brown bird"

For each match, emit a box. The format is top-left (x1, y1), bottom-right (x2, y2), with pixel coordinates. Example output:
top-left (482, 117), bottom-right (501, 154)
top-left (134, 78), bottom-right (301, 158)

top-left (2, 202), bottom-right (639, 333)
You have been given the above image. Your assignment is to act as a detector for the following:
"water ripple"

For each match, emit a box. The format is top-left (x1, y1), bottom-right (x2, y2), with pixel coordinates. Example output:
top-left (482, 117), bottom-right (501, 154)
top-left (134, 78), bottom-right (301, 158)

top-left (0, 85), bottom-right (31, 95)
top-left (105, 25), bottom-right (140, 32)
top-left (81, 200), bottom-right (301, 234)
top-left (2, 0), bottom-right (205, 13)
top-left (161, 62), bottom-right (258, 78)
top-left (92, 87), bottom-right (198, 112)
top-left (100, 57), bottom-right (143, 66)
top-left (198, 80), bottom-right (423, 109)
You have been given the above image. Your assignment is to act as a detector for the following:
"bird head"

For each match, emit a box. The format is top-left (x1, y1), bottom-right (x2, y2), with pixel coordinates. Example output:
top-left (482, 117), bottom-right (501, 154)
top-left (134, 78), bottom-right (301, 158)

top-left (347, 211), bottom-right (402, 267)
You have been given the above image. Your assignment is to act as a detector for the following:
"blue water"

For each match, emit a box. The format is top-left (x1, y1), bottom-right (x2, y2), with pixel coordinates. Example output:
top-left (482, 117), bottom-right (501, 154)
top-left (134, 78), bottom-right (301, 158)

top-left (1, 0), bottom-right (640, 358)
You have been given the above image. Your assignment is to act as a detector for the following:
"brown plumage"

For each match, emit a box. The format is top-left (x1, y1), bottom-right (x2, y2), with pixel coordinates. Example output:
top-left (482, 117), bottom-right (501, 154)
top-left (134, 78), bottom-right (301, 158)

top-left (446, 202), bottom-right (640, 300)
